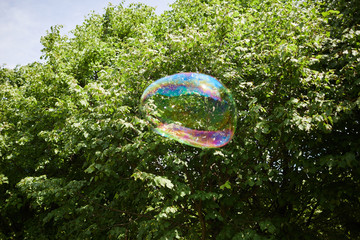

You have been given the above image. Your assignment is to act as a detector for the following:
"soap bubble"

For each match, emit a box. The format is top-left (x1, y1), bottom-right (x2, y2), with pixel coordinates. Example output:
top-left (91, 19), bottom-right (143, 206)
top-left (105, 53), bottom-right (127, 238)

top-left (140, 73), bottom-right (237, 148)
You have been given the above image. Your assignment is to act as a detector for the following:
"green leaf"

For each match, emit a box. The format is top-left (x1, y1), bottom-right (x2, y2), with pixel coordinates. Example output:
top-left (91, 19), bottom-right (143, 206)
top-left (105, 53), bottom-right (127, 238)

top-left (220, 180), bottom-right (231, 190)
top-left (0, 174), bottom-right (9, 185)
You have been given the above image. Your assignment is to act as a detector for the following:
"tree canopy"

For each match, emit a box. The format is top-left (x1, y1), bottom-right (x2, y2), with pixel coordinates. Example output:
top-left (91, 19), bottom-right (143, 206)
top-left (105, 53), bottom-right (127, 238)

top-left (1, 0), bottom-right (359, 239)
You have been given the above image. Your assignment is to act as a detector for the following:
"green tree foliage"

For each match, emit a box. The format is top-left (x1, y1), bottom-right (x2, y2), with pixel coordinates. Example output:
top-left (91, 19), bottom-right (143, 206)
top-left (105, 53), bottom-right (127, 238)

top-left (1, 0), bottom-right (359, 239)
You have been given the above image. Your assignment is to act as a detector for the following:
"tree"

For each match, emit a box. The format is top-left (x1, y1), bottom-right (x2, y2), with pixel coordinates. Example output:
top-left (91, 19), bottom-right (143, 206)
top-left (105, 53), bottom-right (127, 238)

top-left (0, 0), bottom-right (359, 239)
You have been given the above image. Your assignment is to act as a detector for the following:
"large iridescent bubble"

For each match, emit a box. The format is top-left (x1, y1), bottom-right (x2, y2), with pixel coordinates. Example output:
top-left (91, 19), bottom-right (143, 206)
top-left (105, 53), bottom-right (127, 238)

top-left (140, 73), bottom-right (237, 148)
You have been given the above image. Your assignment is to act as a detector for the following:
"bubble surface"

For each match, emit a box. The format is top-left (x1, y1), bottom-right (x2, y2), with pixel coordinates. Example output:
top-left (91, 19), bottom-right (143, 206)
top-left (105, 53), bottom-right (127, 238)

top-left (140, 73), bottom-right (237, 148)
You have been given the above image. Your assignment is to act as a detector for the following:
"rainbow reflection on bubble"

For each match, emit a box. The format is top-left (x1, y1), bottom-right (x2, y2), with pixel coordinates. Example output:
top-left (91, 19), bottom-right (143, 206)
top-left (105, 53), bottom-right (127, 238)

top-left (140, 72), bottom-right (237, 148)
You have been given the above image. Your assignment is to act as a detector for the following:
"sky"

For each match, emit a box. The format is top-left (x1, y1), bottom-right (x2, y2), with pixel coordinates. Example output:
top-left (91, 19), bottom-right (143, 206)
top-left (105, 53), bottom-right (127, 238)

top-left (0, 0), bottom-right (175, 68)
